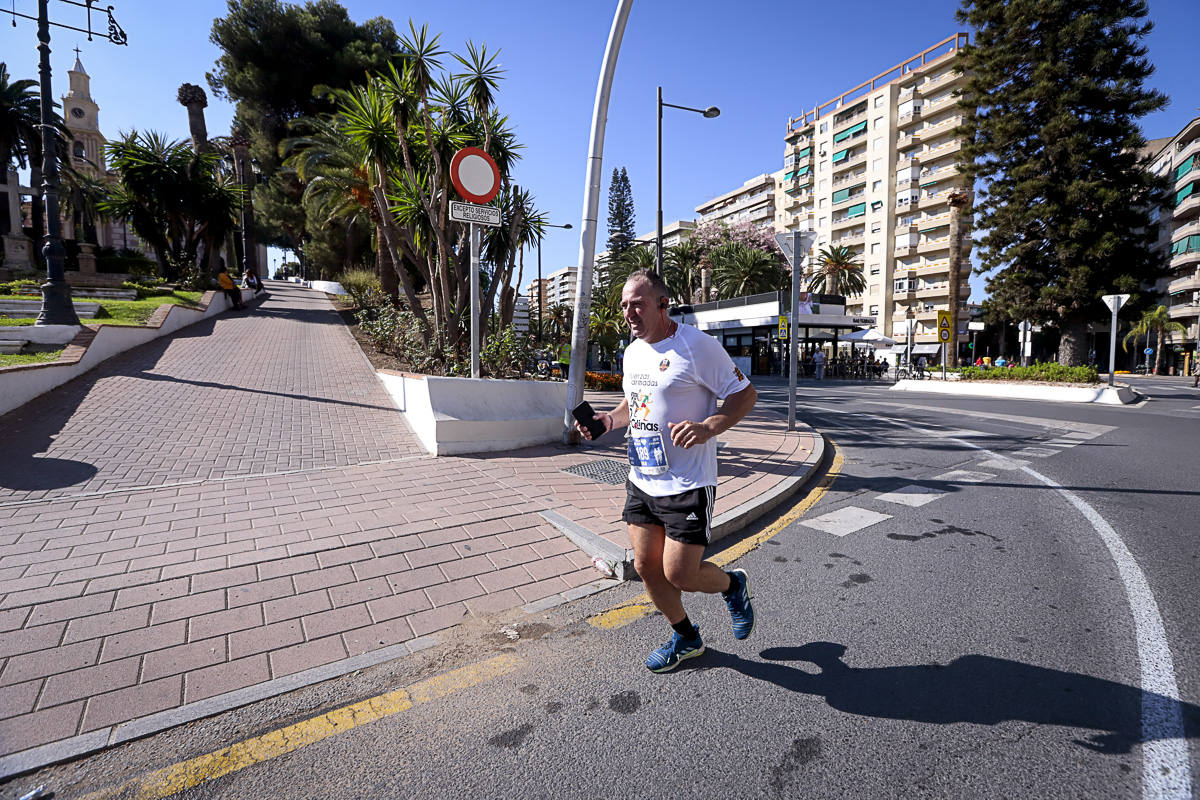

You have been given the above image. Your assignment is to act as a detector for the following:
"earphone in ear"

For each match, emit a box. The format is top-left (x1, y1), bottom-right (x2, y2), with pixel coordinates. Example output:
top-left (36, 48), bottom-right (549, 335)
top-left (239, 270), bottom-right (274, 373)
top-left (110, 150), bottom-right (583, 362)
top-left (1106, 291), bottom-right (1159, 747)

top-left (660, 299), bottom-right (669, 309)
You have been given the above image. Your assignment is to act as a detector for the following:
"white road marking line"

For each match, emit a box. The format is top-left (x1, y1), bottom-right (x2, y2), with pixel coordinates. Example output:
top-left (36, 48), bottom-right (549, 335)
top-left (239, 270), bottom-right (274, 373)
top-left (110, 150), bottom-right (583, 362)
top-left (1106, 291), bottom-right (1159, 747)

top-left (799, 506), bottom-right (892, 537)
top-left (976, 458), bottom-right (1029, 471)
top-left (808, 400), bottom-right (1191, 799)
top-left (1014, 447), bottom-right (1060, 458)
top-left (1043, 438), bottom-right (1081, 447)
top-left (876, 485), bottom-right (945, 507)
top-left (932, 470), bottom-right (996, 484)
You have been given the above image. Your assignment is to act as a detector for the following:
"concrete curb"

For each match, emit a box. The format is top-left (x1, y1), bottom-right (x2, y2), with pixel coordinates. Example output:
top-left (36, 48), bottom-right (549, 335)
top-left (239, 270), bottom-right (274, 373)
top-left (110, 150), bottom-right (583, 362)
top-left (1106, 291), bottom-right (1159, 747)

top-left (890, 378), bottom-right (1141, 404)
top-left (539, 427), bottom-right (828, 581)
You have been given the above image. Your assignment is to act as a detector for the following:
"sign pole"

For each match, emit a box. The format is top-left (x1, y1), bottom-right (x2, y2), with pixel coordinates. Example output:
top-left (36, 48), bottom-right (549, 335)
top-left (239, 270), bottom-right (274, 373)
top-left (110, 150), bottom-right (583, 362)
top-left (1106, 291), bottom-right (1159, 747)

top-left (1101, 293), bottom-right (1129, 387)
top-left (470, 222), bottom-right (480, 379)
top-left (788, 230), bottom-right (801, 431)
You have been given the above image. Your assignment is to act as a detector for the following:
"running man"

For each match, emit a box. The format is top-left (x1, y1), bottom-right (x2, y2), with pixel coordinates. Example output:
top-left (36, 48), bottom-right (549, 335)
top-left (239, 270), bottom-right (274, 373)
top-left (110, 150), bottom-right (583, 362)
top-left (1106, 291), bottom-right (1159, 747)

top-left (576, 270), bottom-right (758, 672)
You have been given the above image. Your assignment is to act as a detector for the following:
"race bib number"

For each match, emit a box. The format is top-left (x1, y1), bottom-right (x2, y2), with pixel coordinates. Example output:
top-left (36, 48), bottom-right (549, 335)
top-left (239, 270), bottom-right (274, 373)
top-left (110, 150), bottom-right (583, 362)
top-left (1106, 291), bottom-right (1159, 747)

top-left (628, 434), bottom-right (669, 476)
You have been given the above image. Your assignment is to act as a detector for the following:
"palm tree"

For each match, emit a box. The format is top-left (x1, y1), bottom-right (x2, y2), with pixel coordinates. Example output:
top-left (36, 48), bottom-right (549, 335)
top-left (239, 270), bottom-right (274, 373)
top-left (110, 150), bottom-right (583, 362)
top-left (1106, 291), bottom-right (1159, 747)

top-left (546, 303), bottom-right (572, 343)
top-left (1122, 305), bottom-right (1186, 375)
top-left (589, 301), bottom-right (624, 372)
top-left (811, 245), bottom-right (865, 297)
top-left (0, 62), bottom-right (38, 176)
top-left (664, 239), bottom-right (704, 304)
top-left (710, 242), bottom-right (784, 299)
top-left (807, 247), bottom-right (866, 296)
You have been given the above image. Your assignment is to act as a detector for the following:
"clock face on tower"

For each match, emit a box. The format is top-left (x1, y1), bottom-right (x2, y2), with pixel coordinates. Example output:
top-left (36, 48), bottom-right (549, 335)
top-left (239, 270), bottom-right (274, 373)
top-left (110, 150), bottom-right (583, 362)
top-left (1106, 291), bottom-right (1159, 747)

top-left (71, 107), bottom-right (84, 119)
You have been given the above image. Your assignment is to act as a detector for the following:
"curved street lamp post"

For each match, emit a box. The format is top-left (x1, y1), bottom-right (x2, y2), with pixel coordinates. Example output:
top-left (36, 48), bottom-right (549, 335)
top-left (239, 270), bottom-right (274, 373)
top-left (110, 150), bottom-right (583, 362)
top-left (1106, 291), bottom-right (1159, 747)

top-left (656, 87), bottom-right (719, 274)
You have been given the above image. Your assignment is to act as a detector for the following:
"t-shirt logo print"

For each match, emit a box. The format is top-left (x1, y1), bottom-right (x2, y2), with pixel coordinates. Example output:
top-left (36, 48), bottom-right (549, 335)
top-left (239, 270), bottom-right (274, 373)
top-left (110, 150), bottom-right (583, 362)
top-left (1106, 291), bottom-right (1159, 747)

top-left (659, 358), bottom-right (670, 372)
top-left (733, 366), bottom-right (745, 381)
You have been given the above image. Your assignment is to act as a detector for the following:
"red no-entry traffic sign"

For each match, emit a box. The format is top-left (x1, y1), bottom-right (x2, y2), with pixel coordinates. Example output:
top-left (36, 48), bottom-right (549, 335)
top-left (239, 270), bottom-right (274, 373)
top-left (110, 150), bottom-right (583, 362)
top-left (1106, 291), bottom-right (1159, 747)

top-left (450, 147), bottom-right (502, 205)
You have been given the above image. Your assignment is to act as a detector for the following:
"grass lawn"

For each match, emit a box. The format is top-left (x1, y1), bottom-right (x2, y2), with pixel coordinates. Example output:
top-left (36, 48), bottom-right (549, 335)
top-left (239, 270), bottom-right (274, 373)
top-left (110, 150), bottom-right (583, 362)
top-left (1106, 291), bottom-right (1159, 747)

top-left (0, 348), bottom-right (64, 368)
top-left (0, 291), bottom-right (203, 327)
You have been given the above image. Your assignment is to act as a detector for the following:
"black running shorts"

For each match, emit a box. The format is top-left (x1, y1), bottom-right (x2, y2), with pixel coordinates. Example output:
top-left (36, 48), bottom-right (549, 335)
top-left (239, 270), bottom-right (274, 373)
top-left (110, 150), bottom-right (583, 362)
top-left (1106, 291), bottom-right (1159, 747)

top-left (622, 480), bottom-right (716, 546)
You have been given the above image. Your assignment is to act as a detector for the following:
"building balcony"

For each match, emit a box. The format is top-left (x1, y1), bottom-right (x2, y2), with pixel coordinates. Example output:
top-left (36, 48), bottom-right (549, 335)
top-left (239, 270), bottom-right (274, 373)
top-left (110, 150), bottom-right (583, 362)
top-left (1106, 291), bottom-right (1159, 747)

top-left (784, 193), bottom-right (810, 209)
top-left (919, 164), bottom-right (959, 185)
top-left (1171, 249), bottom-right (1200, 271)
top-left (1168, 303), bottom-right (1200, 321)
top-left (1168, 273), bottom-right (1200, 295)
top-left (921, 68), bottom-right (965, 93)
top-left (832, 191), bottom-right (866, 209)
top-left (831, 212), bottom-right (865, 230)
top-left (922, 137), bottom-right (963, 160)
top-left (833, 107), bottom-right (868, 132)
top-left (897, 108), bottom-right (923, 128)
top-left (918, 237), bottom-right (950, 254)
top-left (832, 170), bottom-right (867, 187)
top-left (917, 260), bottom-right (950, 275)
top-left (833, 151), bottom-right (868, 173)
top-left (1176, 136), bottom-right (1200, 168)
top-left (897, 153), bottom-right (921, 170)
top-left (918, 192), bottom-right (952, 210)
top-left (1175, 192), bottom-right (1200, 221)
top-left (919, 210), bottom-right (952, 227)
top-left (922, 92), bottom-right (958, 114)
top-left (916, 284), bottom-right (951, 298)
top-left (834, 232), bottom-right (865, 247)
top-left (1174, 162), bottom-right (1199, 188)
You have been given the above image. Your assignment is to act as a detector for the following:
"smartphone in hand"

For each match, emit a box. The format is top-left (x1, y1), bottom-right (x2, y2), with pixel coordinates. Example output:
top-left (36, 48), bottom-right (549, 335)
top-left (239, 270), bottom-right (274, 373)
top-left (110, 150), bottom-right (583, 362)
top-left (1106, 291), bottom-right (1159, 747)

top-left (572, 401), bottom-right (607, 440)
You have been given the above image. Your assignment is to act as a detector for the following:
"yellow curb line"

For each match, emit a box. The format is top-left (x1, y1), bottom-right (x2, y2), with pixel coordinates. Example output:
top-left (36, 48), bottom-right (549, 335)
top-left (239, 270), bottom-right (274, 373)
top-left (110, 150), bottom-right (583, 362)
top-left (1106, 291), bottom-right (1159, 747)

top-left (586, 441), bottom-right (844, 631)
top-left (79, 654), bottom-right (521, 800)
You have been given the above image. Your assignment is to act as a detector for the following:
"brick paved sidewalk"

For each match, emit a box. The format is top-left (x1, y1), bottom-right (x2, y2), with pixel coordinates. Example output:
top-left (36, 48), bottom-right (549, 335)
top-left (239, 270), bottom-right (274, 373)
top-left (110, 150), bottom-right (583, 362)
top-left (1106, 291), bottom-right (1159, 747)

top-left (0, 282), bottom-right (820, 775)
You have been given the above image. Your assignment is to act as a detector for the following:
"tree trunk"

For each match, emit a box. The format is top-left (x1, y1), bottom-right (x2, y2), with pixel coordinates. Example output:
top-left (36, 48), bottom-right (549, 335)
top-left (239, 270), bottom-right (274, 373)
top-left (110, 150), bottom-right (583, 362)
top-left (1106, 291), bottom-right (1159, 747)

top-left (824, 268), bottom-right (836, 297)
top-left (377, 233), bottom-right (399, 305)
top-left (700, 264), bottom-right (711, 302)
top-left (1058, 317), bottom-right (1089, 366)
top-left (947, 191), bottom-right (970, 367)
top-left (1154, 327), bottom-right (1163, 375)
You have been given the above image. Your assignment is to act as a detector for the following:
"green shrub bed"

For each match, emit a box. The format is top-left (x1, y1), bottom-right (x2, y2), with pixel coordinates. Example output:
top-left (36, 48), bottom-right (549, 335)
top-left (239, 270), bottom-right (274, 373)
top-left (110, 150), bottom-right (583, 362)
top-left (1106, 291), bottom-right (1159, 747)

top-left (956, 363), bottom-right (1099, 384)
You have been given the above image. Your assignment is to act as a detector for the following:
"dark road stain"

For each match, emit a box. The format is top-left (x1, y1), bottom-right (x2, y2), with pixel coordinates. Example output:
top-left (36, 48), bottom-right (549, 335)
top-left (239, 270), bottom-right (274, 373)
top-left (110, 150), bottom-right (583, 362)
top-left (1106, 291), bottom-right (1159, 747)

top-left (829, 552), bottom-right (849, 558)
top-left (585, 698), bottom-right (600, 712)
top-left (929, 518), bottom-right (944, 524)
top-left (840, 574), bottom-right (873, 588)
top-left (609, 691), bottom-right (641, 714)
top-left (489, 723), bottom-right (535, 749)
top-left (889, 532), bottom-right (937, 542)
top-left (545, 701), bottom-right (563, 713)
top-left (890, 525), bottom-right (1001, 543)
top-left (462, 544), bottom-right (471, 551)
top-left (519, 684), bottom-right (539, 695)
top-left (1015, 637), bottom-right (1030, 643)
top-left (824, 563), bottom-right (834, 569)
top-left (769, 737), bottom-right (822, 793)
top-left (767, 540), bottom-right (782, 546)
top-left (774, 556), bottom-right (788, 563)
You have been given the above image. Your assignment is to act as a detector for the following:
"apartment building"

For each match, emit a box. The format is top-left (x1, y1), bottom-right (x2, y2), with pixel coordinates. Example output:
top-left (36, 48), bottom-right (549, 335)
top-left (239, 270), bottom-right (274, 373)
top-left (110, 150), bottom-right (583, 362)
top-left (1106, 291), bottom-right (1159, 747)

top-left (525, 277), bottom-right (548, 320)
top-left (594, 219), bottom-right (696, 290)
top-left (695, 174), bottom-right (777, 229)
top-left (1147, 116), bottom-right (1200, 373)
top-left (778, 33), bottom-right (972, 350)
top-left (545, 265), bottom-right (580, 310)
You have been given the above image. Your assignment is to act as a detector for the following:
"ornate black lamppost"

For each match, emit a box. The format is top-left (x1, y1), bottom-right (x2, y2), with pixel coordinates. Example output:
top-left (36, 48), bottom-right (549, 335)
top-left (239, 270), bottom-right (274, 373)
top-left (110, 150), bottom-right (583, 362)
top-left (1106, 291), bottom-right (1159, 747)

top-left (223, 141), bottom-right (260, 280)
top-left (9, 0), bottom-right (127, 326)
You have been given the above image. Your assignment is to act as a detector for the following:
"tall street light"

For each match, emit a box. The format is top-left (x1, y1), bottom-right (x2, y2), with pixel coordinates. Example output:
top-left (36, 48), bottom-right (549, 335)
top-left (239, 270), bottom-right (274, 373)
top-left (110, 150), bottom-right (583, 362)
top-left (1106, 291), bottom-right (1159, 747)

top-left (657, 87), bottom-right (718, 274)
top-left (535, 222), bottom-right (572, 342)
top-left (10, 0), bottom-right (128, 325)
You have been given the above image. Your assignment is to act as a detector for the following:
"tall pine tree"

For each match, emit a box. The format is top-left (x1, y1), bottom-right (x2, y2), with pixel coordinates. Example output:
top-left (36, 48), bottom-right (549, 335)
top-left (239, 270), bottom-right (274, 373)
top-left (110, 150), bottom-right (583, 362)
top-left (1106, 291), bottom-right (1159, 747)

top-left (957, 0), bottom-right (1170, 365)
top-left (606, 167), bottom-right (637, 258)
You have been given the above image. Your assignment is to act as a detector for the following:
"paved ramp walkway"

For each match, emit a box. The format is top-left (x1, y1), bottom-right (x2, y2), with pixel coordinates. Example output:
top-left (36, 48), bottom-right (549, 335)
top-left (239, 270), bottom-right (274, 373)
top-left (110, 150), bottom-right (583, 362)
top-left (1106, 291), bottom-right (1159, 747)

top-left (0, 282), bottom-right (820, 776)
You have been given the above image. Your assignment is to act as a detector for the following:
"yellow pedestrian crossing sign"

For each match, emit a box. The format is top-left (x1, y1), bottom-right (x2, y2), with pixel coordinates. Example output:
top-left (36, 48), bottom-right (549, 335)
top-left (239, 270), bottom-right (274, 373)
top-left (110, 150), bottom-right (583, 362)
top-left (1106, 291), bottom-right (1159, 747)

top-left (779, 314), bottom-right (788, 340)
top-left (937, 311), bottom-right (951, 343)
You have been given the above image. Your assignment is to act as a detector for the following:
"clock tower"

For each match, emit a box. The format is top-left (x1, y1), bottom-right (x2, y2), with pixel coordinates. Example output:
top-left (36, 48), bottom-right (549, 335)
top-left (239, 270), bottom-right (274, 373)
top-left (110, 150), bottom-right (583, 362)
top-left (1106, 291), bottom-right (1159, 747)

top-left (62, 52), bottom-right (105, 175)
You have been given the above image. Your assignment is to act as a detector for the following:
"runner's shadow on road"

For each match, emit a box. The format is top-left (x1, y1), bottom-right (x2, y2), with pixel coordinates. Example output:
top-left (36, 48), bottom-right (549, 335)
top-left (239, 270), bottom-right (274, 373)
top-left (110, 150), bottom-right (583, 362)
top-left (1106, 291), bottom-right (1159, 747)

top-left (693, 642), bottom-right (1198, 754)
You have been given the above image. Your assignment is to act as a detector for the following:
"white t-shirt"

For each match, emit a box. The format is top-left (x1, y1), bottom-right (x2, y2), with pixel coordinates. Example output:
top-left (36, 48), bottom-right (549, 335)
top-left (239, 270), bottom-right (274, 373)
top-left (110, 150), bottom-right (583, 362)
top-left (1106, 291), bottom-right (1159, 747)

top-left (622, 322), bottom-right (751, 497)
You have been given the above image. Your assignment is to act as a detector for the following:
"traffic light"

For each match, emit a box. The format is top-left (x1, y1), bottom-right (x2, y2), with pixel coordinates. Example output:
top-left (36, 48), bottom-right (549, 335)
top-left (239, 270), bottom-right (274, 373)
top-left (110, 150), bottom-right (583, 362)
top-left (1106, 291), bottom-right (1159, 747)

top-left (968, 342), bottom-right (974, 349)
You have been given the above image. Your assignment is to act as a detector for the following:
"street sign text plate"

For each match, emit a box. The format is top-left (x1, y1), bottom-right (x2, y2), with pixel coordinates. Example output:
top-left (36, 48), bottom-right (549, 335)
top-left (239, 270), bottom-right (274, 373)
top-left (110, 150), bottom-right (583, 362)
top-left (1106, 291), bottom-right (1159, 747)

top-left (450, 201), bottom-right (501, 226)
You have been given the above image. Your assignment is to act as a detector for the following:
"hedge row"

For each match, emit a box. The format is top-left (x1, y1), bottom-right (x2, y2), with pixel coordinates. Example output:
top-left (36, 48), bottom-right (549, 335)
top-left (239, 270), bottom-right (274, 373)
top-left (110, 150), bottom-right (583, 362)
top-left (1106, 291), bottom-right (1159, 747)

top-left (957, 363), bottom-right (1099, 384)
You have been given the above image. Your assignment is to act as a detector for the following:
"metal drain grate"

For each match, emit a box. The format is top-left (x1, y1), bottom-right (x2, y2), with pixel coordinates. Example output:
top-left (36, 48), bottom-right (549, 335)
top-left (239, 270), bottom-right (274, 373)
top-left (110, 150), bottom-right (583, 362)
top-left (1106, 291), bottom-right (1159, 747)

top-left (562, 459), bottom-right (628, 486)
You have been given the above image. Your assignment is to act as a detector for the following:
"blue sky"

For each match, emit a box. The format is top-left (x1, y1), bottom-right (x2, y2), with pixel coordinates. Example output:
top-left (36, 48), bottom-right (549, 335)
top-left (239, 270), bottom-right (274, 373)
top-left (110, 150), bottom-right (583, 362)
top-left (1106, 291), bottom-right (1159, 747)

top-left (2, 0), bottom-right (1196, 292)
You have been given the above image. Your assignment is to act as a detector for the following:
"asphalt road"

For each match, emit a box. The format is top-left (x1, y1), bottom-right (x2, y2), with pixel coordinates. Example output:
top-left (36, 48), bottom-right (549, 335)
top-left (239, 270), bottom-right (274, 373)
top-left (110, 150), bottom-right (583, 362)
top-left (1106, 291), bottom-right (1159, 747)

top-left (6, 377), bottom-right (1198, 800)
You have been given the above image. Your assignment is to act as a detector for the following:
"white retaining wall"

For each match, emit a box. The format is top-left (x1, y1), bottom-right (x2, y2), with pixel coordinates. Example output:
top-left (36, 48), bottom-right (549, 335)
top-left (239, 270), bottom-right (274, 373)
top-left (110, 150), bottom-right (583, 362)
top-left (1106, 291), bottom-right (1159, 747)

top-left (0, 289), bottom-right (249, 417)
top-left (376, 371), bottom-right (568, 456)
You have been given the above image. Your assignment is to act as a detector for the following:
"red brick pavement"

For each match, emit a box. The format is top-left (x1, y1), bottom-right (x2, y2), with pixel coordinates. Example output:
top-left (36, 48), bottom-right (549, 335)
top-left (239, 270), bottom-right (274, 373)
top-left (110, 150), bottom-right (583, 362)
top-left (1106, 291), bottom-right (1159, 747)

top-left (0, 282), bottom-right (818, 770)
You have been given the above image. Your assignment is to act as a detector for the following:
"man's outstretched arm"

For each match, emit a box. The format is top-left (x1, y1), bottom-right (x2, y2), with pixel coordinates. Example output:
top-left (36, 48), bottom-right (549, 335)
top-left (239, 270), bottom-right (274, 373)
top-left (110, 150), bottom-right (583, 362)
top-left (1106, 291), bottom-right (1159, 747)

top-left (668, 384), bottom-right (757, 449)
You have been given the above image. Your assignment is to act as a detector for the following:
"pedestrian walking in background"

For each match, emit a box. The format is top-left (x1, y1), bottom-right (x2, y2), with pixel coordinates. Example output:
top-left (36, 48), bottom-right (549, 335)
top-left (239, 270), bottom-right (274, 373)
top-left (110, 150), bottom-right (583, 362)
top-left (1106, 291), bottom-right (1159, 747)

top-left (813, 348), bottom-right (826, 380)
top-left (217, 262), bottom-right (244, 310)
top-left (557, 340), bottom-right (571, 380)
top-left (1191, 355), bottom-right (1198, 387)
top-left (575, 269), bottom-right (759, 673)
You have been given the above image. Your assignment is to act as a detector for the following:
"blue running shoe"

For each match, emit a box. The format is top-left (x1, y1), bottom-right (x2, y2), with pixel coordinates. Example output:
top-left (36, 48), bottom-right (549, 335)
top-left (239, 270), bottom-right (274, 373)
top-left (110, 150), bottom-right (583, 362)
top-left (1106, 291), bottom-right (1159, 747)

top-left (645, 629), bottom-right (705, 673)
top-left (724, 569), bottom-right (755, 640)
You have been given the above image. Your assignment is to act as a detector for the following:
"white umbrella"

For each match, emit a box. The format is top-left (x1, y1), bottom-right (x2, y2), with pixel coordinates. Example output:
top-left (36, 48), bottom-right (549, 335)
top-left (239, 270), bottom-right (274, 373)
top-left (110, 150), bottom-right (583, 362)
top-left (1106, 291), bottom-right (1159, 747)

top-left (841, 328), bottom-right (896, 347)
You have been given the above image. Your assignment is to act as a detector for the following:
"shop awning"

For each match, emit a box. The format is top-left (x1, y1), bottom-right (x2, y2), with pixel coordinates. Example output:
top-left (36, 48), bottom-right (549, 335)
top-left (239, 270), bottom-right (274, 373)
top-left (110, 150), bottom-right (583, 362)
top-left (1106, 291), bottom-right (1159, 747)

top-left (911, 343), bottom-right (944, 354)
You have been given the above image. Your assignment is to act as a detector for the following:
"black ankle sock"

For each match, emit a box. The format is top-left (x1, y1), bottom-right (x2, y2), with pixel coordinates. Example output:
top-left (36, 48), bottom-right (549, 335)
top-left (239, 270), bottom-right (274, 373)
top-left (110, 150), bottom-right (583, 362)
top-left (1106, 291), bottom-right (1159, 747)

top-left (671, 616), bottom-right (698, 640)
top-left (722, 571), bottom-right (740, 596)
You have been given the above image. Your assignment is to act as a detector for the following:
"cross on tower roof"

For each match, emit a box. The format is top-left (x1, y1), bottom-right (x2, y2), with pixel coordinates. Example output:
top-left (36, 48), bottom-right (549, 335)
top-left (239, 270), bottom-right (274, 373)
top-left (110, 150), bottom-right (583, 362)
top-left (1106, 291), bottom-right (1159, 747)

top-left (74, 46), bottom-right (81, 59)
